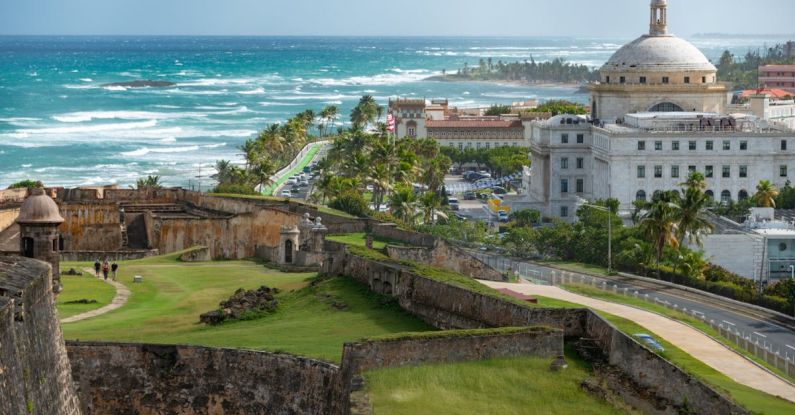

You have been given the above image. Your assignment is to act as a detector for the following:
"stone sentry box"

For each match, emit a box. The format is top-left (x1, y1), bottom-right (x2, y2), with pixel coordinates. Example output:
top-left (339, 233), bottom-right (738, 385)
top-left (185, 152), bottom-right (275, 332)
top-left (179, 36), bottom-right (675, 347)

top-left (16, 188), bottom-right (65, 293)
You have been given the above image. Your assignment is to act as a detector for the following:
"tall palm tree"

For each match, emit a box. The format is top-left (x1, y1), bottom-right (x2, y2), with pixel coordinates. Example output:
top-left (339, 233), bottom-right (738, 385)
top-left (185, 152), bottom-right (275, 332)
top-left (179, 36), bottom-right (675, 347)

top-left (251, 159), bottom-right (274, 193)
top-left (389, 186), bottom-right (420, 225)
top-left (754, 180), bottom-right (779, 208)
top-left (419, 191), bottom-right (447, 225)
top-left (212, 160), bottom-right (234, 184)
top-left (640, 198), bottom-right (681, 273)
top-left (321, 105), bottom-right (339, 137)
top-left (676, 172), bottom-right (714, 246)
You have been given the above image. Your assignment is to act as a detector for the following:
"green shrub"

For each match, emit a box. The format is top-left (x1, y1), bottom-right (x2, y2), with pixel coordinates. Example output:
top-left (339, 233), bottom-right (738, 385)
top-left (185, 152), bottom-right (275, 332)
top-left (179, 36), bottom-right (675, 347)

top-left (213, 183), bottom-right (258, 195)
top-left (329, 191), bottom-right (371, 218)
top-left (8, 179), bottom-right (43, 189)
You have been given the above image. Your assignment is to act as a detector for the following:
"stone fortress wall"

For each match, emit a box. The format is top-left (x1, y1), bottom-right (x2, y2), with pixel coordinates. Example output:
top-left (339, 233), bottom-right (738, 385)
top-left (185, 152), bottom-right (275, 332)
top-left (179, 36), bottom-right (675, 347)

top-left (327, 246), bottom-right (749, 415)
top-left (0, 255), bottom-right (82, 415)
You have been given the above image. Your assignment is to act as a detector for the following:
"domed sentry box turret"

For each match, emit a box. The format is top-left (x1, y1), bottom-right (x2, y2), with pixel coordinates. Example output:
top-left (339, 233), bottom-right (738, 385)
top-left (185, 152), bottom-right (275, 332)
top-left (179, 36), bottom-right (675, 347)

top-left (16, 188), bottom-right (65, 294)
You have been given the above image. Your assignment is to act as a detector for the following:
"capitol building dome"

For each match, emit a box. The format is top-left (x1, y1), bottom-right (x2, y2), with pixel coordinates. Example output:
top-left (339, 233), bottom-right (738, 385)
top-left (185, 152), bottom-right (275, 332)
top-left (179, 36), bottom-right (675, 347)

top-left (589, 0), bottom-right (728, 120)
top-left (603, 35), bottom-right (716, 73)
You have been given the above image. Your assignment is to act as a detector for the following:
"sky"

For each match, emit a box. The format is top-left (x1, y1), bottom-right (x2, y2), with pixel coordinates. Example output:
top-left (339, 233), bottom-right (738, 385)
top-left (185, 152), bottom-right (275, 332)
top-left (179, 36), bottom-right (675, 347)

top-left (0, 0), bottom-right (793, 37)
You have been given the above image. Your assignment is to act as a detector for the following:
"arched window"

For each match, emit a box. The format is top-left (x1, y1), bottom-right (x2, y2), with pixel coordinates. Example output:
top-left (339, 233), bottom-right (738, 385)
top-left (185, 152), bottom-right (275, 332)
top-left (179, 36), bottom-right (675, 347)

top-left (636, 190), bottom-right (647, 202)
top-left (649, 102), bottom-right (684, 112)
top-left (705, 190), bottom-right (714, 199)
top-left (721, 190), bottom-right (732, 204)
top-left (738, 190), bottom-right (749, 201)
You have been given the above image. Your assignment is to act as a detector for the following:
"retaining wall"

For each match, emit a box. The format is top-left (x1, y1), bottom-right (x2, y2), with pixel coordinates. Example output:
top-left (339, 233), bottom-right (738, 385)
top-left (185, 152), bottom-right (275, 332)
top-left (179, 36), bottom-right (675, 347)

top-left (0, 255), bottom-right (82, 415)
top-left (0, 206), bottom-right (20, 231)
top-left (66, 342), bottom-right (344, 415)
top-left (341, 327), bottom-right (562, 377)
top-left (60, 249), bottom-right (159, 262)
top-left (386, 241), bottom-right (504, 282)
top-left (371, 223), bottom-right (436, 248)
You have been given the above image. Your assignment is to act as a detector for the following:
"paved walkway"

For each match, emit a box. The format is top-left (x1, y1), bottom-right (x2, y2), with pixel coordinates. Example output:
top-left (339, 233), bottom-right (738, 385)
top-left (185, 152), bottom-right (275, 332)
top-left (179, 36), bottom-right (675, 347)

top-left (61, 269), bottom-right (131, 324)
top-left (482, 280), bottom-right (795, 404)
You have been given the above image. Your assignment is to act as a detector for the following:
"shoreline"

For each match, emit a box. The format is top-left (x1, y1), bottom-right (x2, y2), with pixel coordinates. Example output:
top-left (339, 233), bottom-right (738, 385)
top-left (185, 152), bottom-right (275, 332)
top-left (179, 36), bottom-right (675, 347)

top-left (424, 75), bottom-right (587, 90)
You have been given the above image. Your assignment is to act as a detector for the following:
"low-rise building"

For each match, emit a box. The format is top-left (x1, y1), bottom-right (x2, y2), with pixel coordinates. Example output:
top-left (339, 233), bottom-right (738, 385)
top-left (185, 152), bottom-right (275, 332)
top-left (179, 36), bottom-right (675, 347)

top-left (759, 64), bottom-right (795, 94)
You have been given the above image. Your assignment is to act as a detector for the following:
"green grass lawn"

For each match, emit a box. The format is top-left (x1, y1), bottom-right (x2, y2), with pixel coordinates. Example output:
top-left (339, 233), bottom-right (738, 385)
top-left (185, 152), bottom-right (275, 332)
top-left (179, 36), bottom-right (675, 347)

top-left (60, 254), bottom-right (433, 362)
top-left (364, 349), bottom-right (625, 415)
top-left (563, 283), bottom-right (795, 383)
top-left (57, 273), bottom-right (117, 318)
top-left (325, 233), bottom-right (408, 249)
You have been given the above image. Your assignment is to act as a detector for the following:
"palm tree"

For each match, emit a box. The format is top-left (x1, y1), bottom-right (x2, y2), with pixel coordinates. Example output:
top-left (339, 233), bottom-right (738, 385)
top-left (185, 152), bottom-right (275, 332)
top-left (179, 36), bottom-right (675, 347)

top-left (640, 198), bottom-right (681, 273)
top-left (676, 172), bottom-right (714, 246)
top-left (389, 186), bottom-right (420, 225)
top-left (251, 159), bottom-right (274, 193)
top-left (351, 95), bottom-right (380, 129)
top-left (754, 180), bottom-right (779, 208)
top-left (212, 160), bottom-right (234, 184)
top-left (135, 175), bottom-right (163, 189)
top-left (419, 191), bottom-right (447, 225)
top-left (321, 105), bottom-right (339, 137)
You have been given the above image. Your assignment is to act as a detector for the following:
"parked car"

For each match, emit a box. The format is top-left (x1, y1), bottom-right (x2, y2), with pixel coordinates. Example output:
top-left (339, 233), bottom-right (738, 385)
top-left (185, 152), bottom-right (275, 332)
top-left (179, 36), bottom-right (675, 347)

top-left (280, 190), bottom-right (292, 198)
top-left (286, 178), bottom-right (298, 185)
top-left (303, 166), bottom-right (312, 173)
top-left (463, 191), bottom-right (477, 200)
top-left (478, 171), bottom-right (492, 179)
top-left (498, 211), bottom-right (509, 222)
top-left (492, 186), bottom-right (508, 195)
top-left (299, 179), bottom-right (309, 187)
top-left (633, 334), bottom-right (665, 352)
top-left (448, 198), bottom-right (460, 211)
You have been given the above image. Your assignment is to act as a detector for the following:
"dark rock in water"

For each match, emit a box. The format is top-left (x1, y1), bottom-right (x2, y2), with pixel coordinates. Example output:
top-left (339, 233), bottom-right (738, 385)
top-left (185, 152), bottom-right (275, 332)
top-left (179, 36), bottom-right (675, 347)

top-left (101, 80), bottom-right (176, 88)
top-left (200, 285), bottom-right (280, 325)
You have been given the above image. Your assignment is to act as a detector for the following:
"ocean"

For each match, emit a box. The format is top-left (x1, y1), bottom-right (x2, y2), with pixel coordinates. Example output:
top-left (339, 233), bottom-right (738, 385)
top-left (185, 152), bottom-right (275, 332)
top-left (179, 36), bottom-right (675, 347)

top-left (0, 35), bottom-right (787, 189)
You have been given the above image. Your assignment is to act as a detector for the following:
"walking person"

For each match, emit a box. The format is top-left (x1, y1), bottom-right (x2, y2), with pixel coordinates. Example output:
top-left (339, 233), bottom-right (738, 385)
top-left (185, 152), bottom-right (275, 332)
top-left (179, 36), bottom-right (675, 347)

top-left (94, 259), bottom-right (101, 278)
top-left (111, 261), bottom-right (118, 281)
top-left (102, 260), bottom-right (110, 281)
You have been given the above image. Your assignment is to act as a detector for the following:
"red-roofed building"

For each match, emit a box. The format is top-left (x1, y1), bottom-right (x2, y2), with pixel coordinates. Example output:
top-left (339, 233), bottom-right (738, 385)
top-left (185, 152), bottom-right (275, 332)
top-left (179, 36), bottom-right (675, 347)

top-left (759, 65), bottom-right (795, 94)
top-left (389, 98), bottom-right (535, 149)
top-left (739, 88), bottom-right (795, 100)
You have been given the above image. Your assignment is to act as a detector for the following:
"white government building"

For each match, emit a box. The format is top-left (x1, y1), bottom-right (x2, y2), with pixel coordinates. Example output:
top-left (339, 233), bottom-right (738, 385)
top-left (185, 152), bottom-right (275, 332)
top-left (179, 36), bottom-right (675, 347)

top-left (517, 0), bottom-right (795, 220)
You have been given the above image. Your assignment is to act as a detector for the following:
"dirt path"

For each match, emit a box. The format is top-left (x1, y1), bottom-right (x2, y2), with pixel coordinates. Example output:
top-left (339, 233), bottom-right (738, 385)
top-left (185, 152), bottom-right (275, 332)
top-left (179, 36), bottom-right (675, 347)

top-left (481, 280), bottom-right (795, 403)
top-left (61, 269), bottom-right (131, 324)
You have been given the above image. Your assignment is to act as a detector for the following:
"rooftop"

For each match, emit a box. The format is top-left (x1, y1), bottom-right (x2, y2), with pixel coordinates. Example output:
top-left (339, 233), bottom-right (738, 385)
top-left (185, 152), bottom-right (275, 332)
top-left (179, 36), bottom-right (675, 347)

top-left (426, 119), bottom-right (523, 128)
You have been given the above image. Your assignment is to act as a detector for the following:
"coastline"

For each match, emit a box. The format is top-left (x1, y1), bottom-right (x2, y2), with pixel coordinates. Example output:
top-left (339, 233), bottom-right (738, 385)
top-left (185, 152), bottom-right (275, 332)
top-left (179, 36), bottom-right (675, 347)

top-left (424, 75), bottom-right (586, 90)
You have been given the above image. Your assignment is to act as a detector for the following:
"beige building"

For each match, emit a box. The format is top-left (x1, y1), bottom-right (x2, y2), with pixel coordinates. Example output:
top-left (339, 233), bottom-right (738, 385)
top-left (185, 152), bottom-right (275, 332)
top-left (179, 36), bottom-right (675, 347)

top-left (389, 98), bottom-right (535, 148)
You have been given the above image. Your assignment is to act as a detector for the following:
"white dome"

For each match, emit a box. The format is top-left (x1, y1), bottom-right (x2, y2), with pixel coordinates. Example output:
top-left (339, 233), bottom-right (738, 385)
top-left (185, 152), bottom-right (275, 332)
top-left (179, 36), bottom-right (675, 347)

top-left (602, 35), bottom-right (716, 72)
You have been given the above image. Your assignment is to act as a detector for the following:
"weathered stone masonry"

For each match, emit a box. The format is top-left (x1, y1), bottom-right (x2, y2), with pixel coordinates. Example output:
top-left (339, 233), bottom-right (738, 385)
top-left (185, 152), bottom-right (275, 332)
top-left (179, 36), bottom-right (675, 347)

top-left (0, 255), bottom-right (81, 415)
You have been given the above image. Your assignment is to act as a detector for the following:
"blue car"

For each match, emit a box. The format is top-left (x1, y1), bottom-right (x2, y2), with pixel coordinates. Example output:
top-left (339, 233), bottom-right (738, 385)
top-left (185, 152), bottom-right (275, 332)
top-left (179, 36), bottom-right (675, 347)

top-left (634, 333), bottom-right (665, 352)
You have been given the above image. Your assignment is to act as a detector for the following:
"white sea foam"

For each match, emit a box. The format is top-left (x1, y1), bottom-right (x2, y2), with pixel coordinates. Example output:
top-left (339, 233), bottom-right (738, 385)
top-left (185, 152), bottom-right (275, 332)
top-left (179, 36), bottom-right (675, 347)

top-left (52, 110), bottom-right (207, 123)
top-left (237, 87), bottom-right (266, 95)
top-left (63, 84), bottom-right (98, 90)
top-left (79, 78), bottom-right (93, 82)
top-left (103, 85), bottom-right (128, 92)
top-left (121, 145), bottom-right (201, 157)
top-left (309, 68), bottom-right (437, 87)
top-left (17, 120), bottom-right (158, 135)
top-left (160, 137), bottom-right (177, 143)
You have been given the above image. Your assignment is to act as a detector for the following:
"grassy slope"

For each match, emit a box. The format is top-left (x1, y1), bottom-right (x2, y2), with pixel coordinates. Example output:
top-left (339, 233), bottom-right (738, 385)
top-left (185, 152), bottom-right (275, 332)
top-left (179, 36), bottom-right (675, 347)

top-left (61, 255), bottom-right (432, 362)
top-left (563, 283), bottom-right (795, 383)
top-left (365, 350), bottom-right (624, 415)
top-left (57, 274), bottom-right (117, 318)
top-left (325, 233), bottom-right (408, 249)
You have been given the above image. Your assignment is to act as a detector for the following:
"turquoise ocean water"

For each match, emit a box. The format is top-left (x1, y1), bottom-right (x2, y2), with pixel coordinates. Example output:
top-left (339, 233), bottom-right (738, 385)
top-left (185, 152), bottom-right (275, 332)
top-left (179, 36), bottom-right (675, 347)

top-left (0, 36), bottom-right (786, 188)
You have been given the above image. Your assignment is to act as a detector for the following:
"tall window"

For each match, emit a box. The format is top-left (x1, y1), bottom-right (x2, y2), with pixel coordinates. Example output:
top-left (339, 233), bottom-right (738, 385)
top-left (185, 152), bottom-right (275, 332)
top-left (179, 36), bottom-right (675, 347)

top-left (561, 179), bottom-right (569, 194)
top-left (671, 166), bottom-right (680, 178)
top-left (636, 190), bottom-right (647, 202)
top-left (637, 166), bottom-right (646, 178)
top-left (740, 141), bottom-right (748, 150)
top-left (722, 166), bottom-right (731, 178)
top-left (688, 165), bottom-right (696, 173)
top-left (662, 76), bottom-right (669, 84)
top-left (638, 140), bottom-right (646, 151)
top-left (561, 158), bottom-right (569, 169)
top-left (577, 134), bottom-right (584, 144)
top-left (781, 165), bottom-right (789, 178)
top-left (576, 158), bottom-right (584, 169)
top-left (640, 76), bottom-right (647, 84)
top-left (561, 134), bottom-right (569, 144)
top-left (721, 190), bottom-right (731, 204)
top-left (620, 76), bottom-right (626, 84)
top-left (684, 76), bottom-right (690, 84)
top-left (705, 165), bottom-right (714, 178)
top-left (654, 141), bottom-right (663, 151)
top-left (706, 141), bottom-right (714, 150)
top-left (576, 179), bottom-right (584, 193)
top-left (654, 165), bottom-right (663, 178)
top-left (739, 165), bottom-right (748, 178)
top-left (672, 141), bottom-right (680, 151)
top-left (723, 140), bottom-right (731, 150)
top-left (689, 141), bottom-right (697, 150)
top-left (782, 140), bottom-right (788, 151)
top-left (561, 206), bottom-right (569, 218)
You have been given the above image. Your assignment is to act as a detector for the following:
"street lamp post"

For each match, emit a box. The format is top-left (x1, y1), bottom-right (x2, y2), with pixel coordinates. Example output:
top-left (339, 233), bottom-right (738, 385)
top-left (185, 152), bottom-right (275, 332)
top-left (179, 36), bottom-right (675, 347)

top-left (576, 198), bottom-right (613, 275)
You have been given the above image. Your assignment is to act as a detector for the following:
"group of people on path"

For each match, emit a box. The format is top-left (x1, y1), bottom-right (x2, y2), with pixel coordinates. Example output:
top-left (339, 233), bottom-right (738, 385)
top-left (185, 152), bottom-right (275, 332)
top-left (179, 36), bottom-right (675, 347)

top-left (93, 259), bottom-right (118, 281)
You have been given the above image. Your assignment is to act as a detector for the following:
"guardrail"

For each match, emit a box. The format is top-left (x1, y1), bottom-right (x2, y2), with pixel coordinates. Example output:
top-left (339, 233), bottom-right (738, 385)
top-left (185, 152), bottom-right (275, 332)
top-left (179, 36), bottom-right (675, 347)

top-left (470, 251), bottom-right (795, 381)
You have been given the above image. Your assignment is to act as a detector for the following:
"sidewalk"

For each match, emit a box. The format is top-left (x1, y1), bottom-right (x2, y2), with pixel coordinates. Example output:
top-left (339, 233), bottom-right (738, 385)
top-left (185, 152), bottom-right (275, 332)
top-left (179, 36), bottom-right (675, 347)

top-left (61, 270), bottom-right (131, 324)
top-left (481, 280), bottom-right (795, 403)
